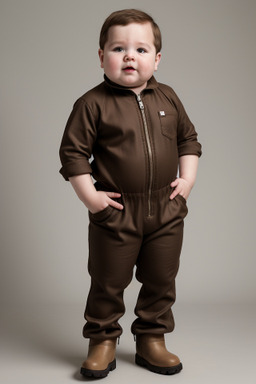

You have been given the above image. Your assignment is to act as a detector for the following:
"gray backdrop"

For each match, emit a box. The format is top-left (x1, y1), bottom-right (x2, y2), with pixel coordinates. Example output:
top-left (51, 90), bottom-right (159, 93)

top-left (1, 0), bottom-right (255, 310)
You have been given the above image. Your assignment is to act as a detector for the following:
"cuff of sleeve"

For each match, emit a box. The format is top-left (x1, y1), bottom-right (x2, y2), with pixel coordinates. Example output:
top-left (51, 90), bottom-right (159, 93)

top-left (59, 160), bottom-right (92, 181)
top-left (178, 142), bottom-right (202, 158)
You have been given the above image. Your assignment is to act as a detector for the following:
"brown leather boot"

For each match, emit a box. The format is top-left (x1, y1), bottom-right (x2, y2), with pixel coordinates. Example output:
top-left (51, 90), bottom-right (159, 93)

top-left (80, 338), bottom-right (117, 378)
top-left (135, 334), bottom-right (182, 375)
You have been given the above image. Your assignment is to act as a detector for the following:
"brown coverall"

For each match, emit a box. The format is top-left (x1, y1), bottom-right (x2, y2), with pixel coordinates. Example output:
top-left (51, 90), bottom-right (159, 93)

top-left (59, 75), bottom-right (202, 339)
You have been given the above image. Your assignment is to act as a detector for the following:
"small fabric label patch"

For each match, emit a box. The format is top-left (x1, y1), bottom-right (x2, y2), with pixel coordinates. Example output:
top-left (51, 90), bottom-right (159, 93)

top-left (159, 111), bottom-right (166, 116)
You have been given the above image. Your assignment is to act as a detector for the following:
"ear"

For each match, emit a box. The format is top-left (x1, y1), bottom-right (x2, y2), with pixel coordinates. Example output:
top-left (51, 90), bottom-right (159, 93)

top-left (98, 49), bottom-right (104, 68)
top-left (154, 52), bottom-right (161, 71)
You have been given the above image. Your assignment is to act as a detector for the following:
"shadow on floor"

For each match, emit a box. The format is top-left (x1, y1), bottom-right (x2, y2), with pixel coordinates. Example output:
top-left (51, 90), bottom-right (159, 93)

top-left (2, 304), bottom-right (136, 380)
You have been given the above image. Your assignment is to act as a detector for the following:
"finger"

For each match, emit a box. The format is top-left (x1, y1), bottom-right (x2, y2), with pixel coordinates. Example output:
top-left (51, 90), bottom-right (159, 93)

top-left (170, 192), bottom-right (177, 200)
top-left (170, 188), bottom-right (181, 200)
top-left (105, 192), bottom-right (123, 210)
top-left (108, 199), bottom-right (124, 210)
top-left (105, 191), bottom-right (122, 198)
top-left (170, 179), bottom-right (179, 187)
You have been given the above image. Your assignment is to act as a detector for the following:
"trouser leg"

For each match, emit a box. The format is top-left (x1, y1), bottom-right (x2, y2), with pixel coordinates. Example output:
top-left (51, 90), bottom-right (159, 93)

top-left (83, 206), bottom-right (141, 339)
top-left (131, 193), bottom-right (188, 335)
top-left (83, 186), bottom-right (188, 339)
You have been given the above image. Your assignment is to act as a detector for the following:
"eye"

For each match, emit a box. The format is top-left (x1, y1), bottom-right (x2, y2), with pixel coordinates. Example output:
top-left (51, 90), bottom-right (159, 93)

top-left (113, 47), bottom-right (124, 52)
top-left (137, 48), bottom-right (146, 53)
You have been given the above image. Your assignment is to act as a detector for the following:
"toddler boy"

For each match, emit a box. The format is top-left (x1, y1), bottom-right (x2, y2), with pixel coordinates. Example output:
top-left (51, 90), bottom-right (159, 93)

top-left (59, 9), bottom-right (202, 378)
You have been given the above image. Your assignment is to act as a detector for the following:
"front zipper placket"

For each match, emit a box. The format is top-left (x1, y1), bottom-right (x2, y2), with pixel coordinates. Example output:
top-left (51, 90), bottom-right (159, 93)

top-left (137, 93), bottom-right (153, 217)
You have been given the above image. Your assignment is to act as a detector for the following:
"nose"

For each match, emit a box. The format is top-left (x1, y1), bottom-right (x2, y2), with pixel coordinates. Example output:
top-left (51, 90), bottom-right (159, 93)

top-left (124, 52), bottom-right (135, 61)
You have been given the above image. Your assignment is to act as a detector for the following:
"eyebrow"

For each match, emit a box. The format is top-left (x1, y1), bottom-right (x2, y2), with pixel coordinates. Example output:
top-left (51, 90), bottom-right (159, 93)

top-left (108, 41), bottom-right (124, 47)
top-left (109, 41), bottom-right (151, 49)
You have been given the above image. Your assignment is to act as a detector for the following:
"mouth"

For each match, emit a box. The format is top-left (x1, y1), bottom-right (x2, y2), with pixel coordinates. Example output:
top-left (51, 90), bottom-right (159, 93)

top-left (123, 66), bottom-right (136, 72)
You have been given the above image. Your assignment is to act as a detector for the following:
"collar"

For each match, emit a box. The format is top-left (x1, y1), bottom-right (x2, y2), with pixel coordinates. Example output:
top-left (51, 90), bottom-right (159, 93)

top-left (103, 74), bottom-right (159, 93)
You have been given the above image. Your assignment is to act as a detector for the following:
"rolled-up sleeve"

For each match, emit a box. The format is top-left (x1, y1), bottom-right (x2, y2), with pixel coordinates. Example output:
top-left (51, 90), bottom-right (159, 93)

top-left (59, 98), bottom-right (97, 181)
top-left (171, 90), bottom-right (202, 158)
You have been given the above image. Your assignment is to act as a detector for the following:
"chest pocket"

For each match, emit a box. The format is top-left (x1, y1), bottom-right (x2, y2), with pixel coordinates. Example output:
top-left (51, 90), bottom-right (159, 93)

top-left (158, 111), bottom-right (178, 140)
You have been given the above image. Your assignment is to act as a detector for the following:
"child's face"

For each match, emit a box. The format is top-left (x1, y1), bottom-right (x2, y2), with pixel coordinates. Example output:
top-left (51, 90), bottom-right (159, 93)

top-left (99, 22), bottom-right (161, 94)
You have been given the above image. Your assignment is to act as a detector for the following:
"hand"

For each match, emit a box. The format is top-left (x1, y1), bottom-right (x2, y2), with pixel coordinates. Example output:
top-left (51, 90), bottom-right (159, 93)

top-left (170, 178), bottom-right (193, 201)
top-left (88, 191), bottom-right (124, 214)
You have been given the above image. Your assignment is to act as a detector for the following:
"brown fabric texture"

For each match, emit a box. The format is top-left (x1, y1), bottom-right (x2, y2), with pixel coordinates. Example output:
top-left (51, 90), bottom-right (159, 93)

top-left (83, 185), bottom-right (187, 339)
top-left (59, 75), bottom-right (202, 193)
top-left (59, 75), bottom-right (201, 339)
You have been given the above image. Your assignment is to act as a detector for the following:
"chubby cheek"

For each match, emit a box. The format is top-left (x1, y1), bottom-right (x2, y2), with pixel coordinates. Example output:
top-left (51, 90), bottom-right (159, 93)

top-left (140, 61), bottom-right (155, 76)
top-left (104, 55), bottom-right (121, 74)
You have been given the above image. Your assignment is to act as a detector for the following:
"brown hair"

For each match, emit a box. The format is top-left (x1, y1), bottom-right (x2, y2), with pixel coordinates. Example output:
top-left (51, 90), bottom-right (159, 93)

top-left (99, 9), bottom-right (162, 53)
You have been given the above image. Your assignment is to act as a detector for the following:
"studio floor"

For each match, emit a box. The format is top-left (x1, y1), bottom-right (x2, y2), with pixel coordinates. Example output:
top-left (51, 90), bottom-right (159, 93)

top-left (1, 301), bottom-right (255, 384)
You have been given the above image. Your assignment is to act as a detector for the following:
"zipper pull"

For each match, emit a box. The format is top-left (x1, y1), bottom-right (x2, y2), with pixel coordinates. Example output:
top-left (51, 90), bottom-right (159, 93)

top-left (137, 94), bottom-right (144, 110)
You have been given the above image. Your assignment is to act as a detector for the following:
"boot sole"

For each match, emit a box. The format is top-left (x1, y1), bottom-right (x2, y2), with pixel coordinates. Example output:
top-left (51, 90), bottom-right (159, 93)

top-left (135, 354), bottom-right (183, 375)
top-left (80, 359), bottom-right (116, 378)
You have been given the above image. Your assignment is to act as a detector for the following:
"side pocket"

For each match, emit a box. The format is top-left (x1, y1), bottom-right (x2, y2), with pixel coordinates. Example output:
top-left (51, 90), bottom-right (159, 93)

top-left (168, 193), bottom-right (188, 220)
top-left (89, 205), bottom-right (113, 223)
top-left (176, 194), bottom-right (188, 219)
top-left (175, 194), bottom-right (187, 205)
top-left (159, 112), bottom-right (177, 140)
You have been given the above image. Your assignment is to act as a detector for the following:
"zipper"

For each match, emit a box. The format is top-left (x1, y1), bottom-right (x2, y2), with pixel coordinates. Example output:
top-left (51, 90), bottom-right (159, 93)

top-left (137, 94), bottom-right (153, 217)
